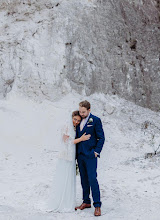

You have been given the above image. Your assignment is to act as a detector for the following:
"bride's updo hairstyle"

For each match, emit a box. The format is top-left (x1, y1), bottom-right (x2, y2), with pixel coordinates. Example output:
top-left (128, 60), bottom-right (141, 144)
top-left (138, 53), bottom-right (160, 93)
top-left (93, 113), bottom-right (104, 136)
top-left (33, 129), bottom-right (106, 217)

top-left (72, 110), bottom-right (81, 118)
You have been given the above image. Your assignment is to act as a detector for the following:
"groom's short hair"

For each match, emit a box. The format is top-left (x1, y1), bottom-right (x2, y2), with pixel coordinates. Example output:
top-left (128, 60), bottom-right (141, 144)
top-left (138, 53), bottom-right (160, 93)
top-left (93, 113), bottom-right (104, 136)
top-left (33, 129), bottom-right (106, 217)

top-left (79, 100), bottom-right (91, 110)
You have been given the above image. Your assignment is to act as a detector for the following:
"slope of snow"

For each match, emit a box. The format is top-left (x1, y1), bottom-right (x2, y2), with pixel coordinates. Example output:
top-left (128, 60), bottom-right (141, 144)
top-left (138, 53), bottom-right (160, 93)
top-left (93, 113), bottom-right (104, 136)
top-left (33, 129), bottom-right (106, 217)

top-left (0, 91), bottom-right (160, 220)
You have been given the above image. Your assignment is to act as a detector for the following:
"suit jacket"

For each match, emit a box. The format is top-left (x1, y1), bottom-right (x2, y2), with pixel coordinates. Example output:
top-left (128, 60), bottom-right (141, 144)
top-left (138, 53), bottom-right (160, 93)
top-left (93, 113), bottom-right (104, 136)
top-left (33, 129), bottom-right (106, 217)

top-left (76, 113), bottom-right (105, 159)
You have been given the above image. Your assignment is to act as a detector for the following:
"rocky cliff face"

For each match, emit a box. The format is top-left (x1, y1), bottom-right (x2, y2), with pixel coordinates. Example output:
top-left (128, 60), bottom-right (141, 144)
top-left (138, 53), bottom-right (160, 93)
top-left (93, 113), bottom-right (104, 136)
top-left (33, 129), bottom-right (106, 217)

top-left (0, 0), bottom-right (159, 110)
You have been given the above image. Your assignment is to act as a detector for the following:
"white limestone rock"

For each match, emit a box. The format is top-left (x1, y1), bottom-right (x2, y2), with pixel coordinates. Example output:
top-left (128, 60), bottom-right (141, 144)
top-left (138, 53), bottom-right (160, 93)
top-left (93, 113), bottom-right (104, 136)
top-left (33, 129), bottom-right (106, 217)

top-left (0, 0), bottom-right (159, 110)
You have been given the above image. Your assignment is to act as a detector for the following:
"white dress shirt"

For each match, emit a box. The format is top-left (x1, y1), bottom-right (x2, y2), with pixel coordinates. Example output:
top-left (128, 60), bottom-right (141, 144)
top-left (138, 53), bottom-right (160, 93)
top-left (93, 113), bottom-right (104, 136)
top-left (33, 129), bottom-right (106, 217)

top-left (80, 113), bottom-right (90, 131)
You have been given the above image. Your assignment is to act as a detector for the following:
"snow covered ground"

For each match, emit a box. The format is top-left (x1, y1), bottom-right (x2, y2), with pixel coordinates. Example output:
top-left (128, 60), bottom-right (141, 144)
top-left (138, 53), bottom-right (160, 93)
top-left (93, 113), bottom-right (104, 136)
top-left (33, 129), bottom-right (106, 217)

top-left (0, 91), bottom-right (160, 220)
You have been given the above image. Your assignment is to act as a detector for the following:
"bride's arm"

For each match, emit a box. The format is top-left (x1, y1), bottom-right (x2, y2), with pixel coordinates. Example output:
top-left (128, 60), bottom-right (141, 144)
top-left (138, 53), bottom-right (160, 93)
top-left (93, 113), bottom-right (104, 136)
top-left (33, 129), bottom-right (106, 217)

top-left (73, 133), bottom-right (91, 144)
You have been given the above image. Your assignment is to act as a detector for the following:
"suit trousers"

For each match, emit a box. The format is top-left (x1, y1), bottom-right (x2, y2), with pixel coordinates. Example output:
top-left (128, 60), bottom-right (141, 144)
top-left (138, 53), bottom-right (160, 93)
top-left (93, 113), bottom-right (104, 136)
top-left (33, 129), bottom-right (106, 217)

top-left (77, 153), bottom-right (101, 208)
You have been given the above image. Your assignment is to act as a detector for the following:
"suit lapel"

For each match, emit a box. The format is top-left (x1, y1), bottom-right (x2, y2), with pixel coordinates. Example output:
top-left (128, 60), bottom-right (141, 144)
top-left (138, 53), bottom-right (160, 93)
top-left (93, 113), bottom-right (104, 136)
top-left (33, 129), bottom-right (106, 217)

top-left (77, 124), bottom-right (81, 133)
top-left (81, 113), bottom-right (92, 133)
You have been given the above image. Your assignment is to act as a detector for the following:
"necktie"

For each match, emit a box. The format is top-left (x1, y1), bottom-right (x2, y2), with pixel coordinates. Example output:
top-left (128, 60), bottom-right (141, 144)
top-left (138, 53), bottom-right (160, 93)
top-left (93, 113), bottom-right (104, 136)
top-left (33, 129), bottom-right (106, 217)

top-left (80, 119), bottom-right (85, 131)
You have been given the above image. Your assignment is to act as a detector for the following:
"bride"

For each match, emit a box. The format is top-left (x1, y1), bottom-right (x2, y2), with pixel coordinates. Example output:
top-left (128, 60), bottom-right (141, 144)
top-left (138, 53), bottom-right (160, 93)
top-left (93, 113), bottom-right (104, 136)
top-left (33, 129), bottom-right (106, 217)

top-left (47, 110), bottom-right (90, 212)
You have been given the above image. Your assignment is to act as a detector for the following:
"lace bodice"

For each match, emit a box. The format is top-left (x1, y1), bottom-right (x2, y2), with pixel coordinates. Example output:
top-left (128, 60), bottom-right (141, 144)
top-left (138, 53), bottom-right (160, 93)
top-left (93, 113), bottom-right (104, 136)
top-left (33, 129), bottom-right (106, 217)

top-left (58, 120), bottom-right (75, 161)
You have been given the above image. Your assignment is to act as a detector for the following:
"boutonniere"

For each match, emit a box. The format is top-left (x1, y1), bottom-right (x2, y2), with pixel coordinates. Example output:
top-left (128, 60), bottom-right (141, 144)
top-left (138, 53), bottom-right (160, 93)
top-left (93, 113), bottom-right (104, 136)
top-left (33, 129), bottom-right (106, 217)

top-left (87, 118), bottom-right (93, 124)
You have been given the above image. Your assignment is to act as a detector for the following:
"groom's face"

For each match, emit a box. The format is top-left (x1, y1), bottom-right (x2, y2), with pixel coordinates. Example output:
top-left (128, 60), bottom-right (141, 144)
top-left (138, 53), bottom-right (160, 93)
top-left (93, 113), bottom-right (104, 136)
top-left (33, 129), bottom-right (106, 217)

top-left (79, 106), bottom-right (90, 119)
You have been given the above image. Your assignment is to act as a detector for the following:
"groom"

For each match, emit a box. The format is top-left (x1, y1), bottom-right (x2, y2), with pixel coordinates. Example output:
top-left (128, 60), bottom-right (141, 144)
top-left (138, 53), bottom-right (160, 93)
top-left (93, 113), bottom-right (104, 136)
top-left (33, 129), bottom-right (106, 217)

top-left (75, 100), bottom-right (105, 216)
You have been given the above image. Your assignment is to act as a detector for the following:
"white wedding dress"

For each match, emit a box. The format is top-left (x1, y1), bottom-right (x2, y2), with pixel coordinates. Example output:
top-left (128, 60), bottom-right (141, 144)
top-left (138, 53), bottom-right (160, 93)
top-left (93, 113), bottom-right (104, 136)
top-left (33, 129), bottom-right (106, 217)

top-left (47, 118), bottom-right (76, 212)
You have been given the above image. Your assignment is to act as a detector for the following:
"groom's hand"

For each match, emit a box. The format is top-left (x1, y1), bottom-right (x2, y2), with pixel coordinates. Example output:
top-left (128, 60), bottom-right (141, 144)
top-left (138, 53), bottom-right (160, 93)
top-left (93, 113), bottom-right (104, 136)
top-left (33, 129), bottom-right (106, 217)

top-left (94, 152), bottom-right (98, 158)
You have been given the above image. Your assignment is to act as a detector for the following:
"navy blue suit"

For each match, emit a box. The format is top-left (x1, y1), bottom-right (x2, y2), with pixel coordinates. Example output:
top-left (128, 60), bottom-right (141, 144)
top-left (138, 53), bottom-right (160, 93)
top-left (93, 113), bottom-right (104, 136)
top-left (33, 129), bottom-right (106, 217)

top-left (76, 113), bottom-right (105, 207)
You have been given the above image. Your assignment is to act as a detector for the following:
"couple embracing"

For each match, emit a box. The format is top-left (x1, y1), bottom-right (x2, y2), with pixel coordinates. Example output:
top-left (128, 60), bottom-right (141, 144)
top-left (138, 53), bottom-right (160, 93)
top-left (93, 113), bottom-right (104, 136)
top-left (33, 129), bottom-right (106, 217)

top-left (47, 100), bottom-right (105, 217)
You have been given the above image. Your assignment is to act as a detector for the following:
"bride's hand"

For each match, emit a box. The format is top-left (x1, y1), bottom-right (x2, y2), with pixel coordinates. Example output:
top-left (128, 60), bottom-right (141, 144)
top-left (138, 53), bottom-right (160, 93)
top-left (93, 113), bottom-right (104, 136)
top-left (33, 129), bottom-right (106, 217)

top-left (80, 133), bottom-right (91, 141)
top-left (63, 134), bottom-right (69, 142)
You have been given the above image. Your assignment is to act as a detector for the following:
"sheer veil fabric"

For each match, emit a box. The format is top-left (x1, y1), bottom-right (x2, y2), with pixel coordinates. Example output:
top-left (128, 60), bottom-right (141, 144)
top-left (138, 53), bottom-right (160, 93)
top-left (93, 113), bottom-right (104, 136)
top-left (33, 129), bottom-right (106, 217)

top-left (47, 114), bottom-right (76, 212)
